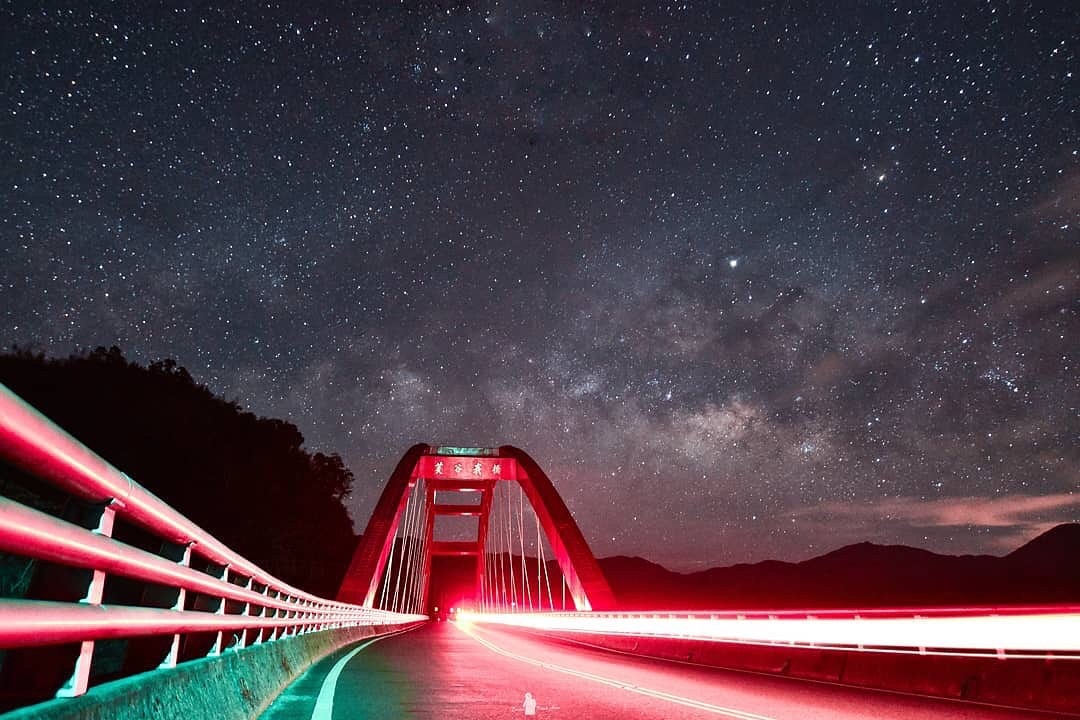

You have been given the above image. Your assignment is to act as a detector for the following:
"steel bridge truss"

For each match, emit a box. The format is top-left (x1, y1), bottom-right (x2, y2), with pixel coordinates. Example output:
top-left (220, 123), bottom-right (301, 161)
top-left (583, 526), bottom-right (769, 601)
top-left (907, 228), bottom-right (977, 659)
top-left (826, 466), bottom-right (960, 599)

top-left (337, 445), bottom-right (616, 612)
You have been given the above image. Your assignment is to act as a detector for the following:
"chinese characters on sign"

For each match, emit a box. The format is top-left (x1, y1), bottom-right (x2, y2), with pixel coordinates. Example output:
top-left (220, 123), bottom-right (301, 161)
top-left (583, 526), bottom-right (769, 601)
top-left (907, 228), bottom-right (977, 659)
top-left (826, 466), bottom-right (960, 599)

top-left (417, 455), bottom-right (513, 481)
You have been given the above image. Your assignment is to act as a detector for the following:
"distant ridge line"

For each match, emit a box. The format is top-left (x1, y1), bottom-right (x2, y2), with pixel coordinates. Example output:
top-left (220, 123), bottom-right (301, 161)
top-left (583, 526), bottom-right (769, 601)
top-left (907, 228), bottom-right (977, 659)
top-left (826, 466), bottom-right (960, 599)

top-left (597, 522), bottom-right (1080, 610)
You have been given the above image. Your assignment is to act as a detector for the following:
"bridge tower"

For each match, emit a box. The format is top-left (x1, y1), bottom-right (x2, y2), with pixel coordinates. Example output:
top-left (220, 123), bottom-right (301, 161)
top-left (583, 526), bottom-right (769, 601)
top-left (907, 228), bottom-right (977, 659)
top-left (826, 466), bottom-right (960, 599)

top-left (337, 445), bottom-right (615, 611)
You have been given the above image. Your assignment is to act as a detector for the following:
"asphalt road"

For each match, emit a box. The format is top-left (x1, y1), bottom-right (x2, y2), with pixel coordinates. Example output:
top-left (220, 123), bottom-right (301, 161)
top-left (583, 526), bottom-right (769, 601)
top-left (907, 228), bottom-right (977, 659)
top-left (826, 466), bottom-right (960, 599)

top-left (259, 621), bottom-right (1066, 720)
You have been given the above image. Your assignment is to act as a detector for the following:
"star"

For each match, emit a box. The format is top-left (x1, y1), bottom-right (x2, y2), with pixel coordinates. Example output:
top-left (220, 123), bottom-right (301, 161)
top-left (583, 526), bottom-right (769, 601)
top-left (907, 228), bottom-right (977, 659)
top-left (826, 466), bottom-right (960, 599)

top-left (1, 0), bottom-right (1072, 573)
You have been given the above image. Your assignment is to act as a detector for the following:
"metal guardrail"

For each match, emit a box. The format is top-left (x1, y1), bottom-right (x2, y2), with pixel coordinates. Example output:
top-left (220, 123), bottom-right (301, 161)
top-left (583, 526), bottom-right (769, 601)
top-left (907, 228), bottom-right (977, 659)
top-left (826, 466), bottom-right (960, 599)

top-left (0, 382), bottom-right (423, 698)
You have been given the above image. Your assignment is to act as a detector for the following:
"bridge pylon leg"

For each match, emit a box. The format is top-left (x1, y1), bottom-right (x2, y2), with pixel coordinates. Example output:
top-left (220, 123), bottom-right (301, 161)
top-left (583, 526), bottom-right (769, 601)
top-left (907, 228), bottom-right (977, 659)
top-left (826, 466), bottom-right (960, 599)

top-left (473, 482), bottom-right (495, 610)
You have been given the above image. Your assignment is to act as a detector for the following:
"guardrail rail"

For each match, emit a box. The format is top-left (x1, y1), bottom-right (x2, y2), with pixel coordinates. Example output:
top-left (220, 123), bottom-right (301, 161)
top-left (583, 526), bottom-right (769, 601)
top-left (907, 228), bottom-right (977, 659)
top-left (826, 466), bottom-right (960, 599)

top-left (0, 382), bottom-right (423, 705)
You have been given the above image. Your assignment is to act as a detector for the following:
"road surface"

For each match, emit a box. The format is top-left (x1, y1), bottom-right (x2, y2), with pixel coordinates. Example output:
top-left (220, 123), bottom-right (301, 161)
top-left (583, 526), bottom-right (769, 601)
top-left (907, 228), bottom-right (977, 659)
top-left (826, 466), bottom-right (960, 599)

top-left (259, 621), bottom-right (1066, 720)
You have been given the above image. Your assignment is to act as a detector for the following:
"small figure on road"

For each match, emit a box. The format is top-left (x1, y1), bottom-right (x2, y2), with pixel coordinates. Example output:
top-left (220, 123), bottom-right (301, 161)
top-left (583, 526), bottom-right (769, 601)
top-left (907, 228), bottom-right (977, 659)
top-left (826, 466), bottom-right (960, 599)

top-left (523, 691), bottom-right (537, 716)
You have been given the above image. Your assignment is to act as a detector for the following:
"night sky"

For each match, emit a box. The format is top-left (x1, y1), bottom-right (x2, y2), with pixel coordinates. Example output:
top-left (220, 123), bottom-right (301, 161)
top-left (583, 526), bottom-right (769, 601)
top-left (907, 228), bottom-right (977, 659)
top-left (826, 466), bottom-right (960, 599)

top-left (2, 2), bottom-right (1077, 571)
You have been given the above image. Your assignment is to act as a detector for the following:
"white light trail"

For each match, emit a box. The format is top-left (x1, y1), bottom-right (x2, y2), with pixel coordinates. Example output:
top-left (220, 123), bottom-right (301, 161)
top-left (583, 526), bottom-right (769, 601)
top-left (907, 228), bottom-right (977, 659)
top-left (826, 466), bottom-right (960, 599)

top-left (457, 609), bottom-right (1080, 658)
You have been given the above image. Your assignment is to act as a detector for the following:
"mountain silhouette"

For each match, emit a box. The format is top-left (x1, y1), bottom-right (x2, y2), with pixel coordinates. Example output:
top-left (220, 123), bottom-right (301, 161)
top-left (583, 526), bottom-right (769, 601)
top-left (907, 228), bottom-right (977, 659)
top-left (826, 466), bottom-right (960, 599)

top-left (1005, 523), bottom-right (1080, 568)
top-left (600, 523), bottom-right (1080, 610)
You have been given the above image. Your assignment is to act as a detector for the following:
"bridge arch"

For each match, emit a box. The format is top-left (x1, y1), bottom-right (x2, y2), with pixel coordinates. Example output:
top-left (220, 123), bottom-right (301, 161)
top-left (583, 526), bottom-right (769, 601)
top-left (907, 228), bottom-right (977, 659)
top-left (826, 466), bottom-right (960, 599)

top-left (336, 445), bottom-right (615, 611)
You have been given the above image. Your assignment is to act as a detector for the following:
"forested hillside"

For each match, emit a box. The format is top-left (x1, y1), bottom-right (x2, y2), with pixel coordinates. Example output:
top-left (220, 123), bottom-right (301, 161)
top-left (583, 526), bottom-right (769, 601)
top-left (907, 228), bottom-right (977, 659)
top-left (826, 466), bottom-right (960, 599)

top-left (0, 347), bottom-right (358, 597)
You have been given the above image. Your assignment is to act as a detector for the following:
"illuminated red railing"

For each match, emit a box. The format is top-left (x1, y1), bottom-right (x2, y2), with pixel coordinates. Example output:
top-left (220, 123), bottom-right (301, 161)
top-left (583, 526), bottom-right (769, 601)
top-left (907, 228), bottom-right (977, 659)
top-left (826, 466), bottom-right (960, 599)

top-left (457, 606), bottom-right (1080, 660)
top-left (0, 382), bottom-right (424, 699)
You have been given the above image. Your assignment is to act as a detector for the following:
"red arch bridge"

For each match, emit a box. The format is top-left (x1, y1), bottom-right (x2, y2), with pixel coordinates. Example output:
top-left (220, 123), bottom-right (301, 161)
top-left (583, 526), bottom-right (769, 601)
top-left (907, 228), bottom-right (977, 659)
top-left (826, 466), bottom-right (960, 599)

top-left (0, 382), bottom-right (1077, 719)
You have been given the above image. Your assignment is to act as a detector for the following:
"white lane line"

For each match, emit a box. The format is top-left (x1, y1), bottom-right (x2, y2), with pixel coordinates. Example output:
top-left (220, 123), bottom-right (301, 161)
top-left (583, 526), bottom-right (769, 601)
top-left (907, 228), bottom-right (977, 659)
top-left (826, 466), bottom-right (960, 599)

top-left (310, 627), bottom-right (417, 720)
top-left (458, 622), bottom-right (781, 720)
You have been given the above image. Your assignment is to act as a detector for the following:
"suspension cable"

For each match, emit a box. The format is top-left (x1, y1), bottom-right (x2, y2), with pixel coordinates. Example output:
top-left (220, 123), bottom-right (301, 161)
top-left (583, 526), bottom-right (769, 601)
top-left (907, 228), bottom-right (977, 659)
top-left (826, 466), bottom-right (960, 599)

top-left (504, 481), bottom-right (516, 610)
top-left (415, 483), bottom-right (428, 614)
top-left (517, 485), bottom-right (533, 611)
top-left (391, 484), bottom-right (415, 612)
top-left (379, 503), bottom-right (396, 610)
top-left (489, 483), bottom-right (496, 610)
top-left (404, 482), bottom-right (426, 615)
top-left (537, 505), bottom-right (554, 610)
top-left (535, 506), bottom-right (542, 610)
top-left (397, 487), bottom-right (414, 614)
top-left (406, 485), bottom-right (418, 615)
top-left (405, 484), bottom-right (422, 612)
top-left (412, 482), bottom-right (427, 614)
top-left (501, 480), bottom-right (511, 610)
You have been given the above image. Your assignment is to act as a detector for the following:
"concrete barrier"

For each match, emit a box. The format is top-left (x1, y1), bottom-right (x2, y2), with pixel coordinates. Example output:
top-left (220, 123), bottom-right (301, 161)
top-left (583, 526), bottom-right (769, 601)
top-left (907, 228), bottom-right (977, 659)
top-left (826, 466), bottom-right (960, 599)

top-left (0, 622), bottom-right (424, 720)
top-left (511, 629), bottom-right (1080, 715)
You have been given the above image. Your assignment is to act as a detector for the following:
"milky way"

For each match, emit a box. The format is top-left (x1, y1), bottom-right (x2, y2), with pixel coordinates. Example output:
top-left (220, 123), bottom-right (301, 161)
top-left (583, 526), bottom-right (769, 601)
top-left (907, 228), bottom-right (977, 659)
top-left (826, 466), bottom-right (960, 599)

top-left (2, 2), bottom-right (1077, 569)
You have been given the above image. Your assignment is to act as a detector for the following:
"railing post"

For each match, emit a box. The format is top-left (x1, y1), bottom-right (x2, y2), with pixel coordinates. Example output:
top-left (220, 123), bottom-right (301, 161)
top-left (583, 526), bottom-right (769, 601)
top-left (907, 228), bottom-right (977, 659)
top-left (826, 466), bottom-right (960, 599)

top-left (253, 585), bottom-right (269, 645)
top-left (55, 502), bottom-right (116, 698)
top-left (208, 564), bottom-right (230, 656)
top-left (236, 576), bottom-right (253, 649)
top-left (267, 589), bottom-right (279, 641)
top-left (159, 543), bottom-right (194, 669)
top-left (302, 599), bottom-right (313, 634)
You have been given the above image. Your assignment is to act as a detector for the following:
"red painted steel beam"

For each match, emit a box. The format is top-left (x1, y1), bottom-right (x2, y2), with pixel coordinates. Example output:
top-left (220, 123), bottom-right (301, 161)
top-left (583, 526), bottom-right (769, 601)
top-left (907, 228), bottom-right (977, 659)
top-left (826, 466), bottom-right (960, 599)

top-left (499, 446), bottom-right (616, 611)
top-left (428, 479), bottom-right (489, 492)
top-left (432, 504), bottom-right (483, 516)
top-left (0, 384), bottom-right (331, 607)
top-left (431, 541), bottom-right (482, 556)
top-left (336, 444), bottom-right (428, 606)
top-left (420, 486), bottom-right (436, 611)
top-left (474, 485), bottom-right (495, 608)
top-left (339, 444), bottom-right (615, 612)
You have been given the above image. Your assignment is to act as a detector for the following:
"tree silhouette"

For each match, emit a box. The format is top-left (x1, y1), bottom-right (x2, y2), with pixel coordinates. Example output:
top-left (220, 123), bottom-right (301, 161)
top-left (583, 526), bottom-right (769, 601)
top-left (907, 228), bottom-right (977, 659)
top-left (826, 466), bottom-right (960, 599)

top-left (0, 346), bottom-right (358, 597)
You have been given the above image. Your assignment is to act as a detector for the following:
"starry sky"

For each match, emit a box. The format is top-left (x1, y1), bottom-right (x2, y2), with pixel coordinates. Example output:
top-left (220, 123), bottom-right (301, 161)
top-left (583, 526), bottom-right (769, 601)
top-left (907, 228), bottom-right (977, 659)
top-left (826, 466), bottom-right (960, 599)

top-left (2, 1), bottom-right (1077, 571)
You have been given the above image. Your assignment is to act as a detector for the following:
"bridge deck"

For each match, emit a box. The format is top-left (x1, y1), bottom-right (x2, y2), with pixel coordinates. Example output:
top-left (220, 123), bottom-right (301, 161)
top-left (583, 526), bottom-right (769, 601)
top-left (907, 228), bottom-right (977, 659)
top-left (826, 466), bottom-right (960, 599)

top-left (259, 621), bottom-right (1052, 720)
